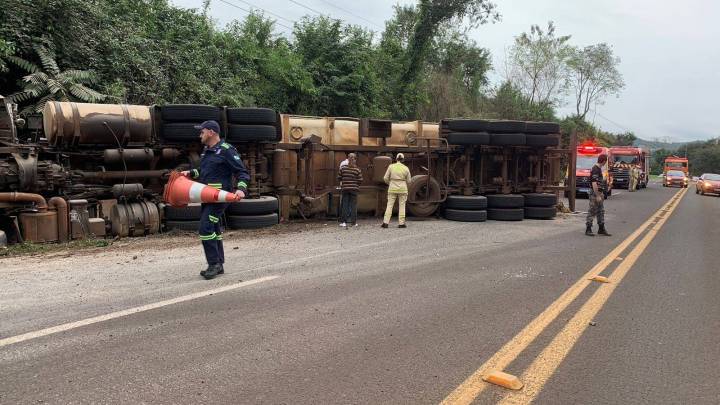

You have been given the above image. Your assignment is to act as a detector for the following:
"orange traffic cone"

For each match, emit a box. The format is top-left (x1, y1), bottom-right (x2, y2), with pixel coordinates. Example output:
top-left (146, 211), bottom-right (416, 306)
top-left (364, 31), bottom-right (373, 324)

top-left (163, 171), bottom-right (240, 207)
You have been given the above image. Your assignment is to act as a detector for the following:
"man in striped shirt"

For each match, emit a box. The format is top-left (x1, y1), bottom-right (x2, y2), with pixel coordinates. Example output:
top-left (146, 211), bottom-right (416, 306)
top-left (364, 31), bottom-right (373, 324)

top-left (338, 153), bottom-right (362, 227)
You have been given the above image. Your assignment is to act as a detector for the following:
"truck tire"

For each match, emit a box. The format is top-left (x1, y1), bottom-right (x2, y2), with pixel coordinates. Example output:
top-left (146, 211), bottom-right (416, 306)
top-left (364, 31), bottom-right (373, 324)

top-left (407, 175), bottom-right (441, 217)
top-left (165, 203), bottom-right (202, 220)
top-left (487, 208), bottom-right (524, 221)
top-left (161, 105), bottom-right (222, 122)
top-left (490, 133), bottom-right (526, 146)
top-left (445, 132), bottom-right (491, 145)
top-left (444, 208), bottom-right (487, 222)
top-left (226, 125), bottom-right (278, 143)
top-left (524, 206), bottom-right (557, 219)
top-left (227, 213), bottom-right (278, 229)
top-left (522, 193), bottom-right (557, 207)
top-left (227, 108), bottom-right (277, 125)
top-left (525, 134), bottom-right (559, 147)
top-left (445, 195), bottom-right (488, 210)
top-left (226, 196), bottom-right (279, 216)
top-left (165, 220), bottom-right (200, 232)
top-left (487, 194), bottom-right (525, 209)
top-left (162, 123), bottom-right (220, 142)
top-left (447, 119), bottom-right (491, 132)
top-left (525, 122), bottom-right (560, 134)
top-left (487, 120), bottom-right (527, 133)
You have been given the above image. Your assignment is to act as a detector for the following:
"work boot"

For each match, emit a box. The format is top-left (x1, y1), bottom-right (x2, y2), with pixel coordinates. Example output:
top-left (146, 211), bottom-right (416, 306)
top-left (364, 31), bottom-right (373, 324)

top-left (200, 264), bottom-right (223, 277)
top-left (585, 224), bottom-right (595, 236)
top-left (200, 265), bottom-right (212, 277)
top-left (598, 224), bottom-right (612, 236)
top-left (398, 224), bottom-right (407, 228)
top-left (203, 264), bottom-right (223, 280)
top-left (381, 223), bottom-right (388, 228)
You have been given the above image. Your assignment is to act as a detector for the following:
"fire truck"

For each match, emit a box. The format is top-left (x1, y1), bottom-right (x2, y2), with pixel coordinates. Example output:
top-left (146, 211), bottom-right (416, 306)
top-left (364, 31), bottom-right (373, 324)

top-left (574, 142), bottom-right (612, 197)
top-left (663, 156), bottom-right (689, 176)
top-left (609, 146), bottom-right (650, 190)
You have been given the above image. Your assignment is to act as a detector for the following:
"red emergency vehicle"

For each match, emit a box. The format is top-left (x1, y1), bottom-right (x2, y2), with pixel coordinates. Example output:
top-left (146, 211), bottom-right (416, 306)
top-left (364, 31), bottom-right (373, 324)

top-left (663, 156), bottom-right (689, 176)
top-left (609, 146), bottom-right (650, 190)
top-left (575, 142), bottom-right (613, 197)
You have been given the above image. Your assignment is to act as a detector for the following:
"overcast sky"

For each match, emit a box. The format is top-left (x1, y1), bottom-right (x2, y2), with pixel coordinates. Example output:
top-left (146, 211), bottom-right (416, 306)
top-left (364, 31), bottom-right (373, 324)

top-left (172, 0), bottom-right (720, 142)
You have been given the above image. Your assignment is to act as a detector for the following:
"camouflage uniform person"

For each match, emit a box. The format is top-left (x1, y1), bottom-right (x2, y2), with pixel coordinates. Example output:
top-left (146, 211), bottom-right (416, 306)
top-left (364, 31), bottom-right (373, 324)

top-left (629, 160), bottom-right (640, 191)
top-left (586, 154), bottom-right (611, 237)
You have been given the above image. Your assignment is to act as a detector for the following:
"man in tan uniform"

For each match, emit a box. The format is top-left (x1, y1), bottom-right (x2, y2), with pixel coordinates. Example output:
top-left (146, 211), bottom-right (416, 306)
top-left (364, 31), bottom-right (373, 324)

top-left (382, 153), bottom-right (412, 228)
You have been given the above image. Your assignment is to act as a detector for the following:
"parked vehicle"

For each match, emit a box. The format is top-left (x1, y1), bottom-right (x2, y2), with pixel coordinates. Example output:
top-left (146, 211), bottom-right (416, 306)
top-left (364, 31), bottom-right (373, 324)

top-left (695, 173), bottom-right (720, 195)
top-left (664, 170), bottom-right (688, 188)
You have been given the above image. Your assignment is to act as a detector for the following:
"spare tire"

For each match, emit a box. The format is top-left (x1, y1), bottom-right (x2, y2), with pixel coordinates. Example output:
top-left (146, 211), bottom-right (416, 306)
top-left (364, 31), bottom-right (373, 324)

top-left (444, 208), bottom-right (487, 222)
top-left (165, 203), bottom-right (202, 220)
top-left (227, 125), bottom-right (278, 143)
top-left (407, 175), bottom-right (441, 217)
top-left (525, 122), bottom-right (560, 134)
top-left (525, 134), bottom-right (559, 147)
top-left (524, 206), bottom-right (557, 219)
top-left (165, 220), bottom-right (200, 232)
top-left (161, 105), bottom-right (222, 122)
top-left (487, 194), bottom-right (525, 209)
top-left (226, 196), bottom-right (279, 216)
top-left (227, 213), bottom-right (278, 229)
top-left (445, 195), bottom-right (488, 210)
top-left (487, 208), bottom-right (524, 221)
top-left (490, 133), bottom-right (526, 146)
top-left (522, 193), bottom-right (557, 207)
top-left (445, 132), bottom-right (491, 146)
top-left (227, 108), bottom-right (277, 125)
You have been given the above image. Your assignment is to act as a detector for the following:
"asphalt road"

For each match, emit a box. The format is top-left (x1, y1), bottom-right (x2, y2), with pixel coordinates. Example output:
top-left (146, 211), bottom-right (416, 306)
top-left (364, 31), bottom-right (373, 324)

top-left (0, 182), bottom-right (717, 404)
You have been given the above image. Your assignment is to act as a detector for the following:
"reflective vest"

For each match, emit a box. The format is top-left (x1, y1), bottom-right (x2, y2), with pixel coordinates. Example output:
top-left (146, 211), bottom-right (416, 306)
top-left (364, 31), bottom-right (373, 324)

top-left (384, 162), bottom-right (411, 194)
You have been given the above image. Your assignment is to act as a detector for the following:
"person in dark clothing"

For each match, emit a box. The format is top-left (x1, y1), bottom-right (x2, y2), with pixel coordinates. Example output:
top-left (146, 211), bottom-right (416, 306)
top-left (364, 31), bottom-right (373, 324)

top-left (182, 120), bottom-right (250, 279)
top-left (586, 153), bottom-right (611, 237)
top-left (338, 153), bottom-right (362, 227)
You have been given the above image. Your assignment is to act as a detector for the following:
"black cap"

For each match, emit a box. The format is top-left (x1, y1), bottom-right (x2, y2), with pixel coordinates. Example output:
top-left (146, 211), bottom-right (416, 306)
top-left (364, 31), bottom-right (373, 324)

top-left (194, 120), bottom-right (221, 134)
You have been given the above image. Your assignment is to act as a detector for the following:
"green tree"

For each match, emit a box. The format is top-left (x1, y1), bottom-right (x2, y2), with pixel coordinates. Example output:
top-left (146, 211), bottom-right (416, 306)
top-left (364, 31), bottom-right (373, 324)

top-left (566, 43), bottom-right (624, 120)
top-left (506, 21), bottom-right (572, 107)
top-left (481, 81), bottom-right (556, 121)
top-left (8, 44), bottom-right (106, 115)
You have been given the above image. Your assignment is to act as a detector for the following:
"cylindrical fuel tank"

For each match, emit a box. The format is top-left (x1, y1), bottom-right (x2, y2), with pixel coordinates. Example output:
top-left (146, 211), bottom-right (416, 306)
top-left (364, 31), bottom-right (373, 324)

top-left (103, 148), bottom-right (155, 165)
top-left (110, 201), bottom-right (160, 237)
top-left (43, 102), bottom-right (152, 146)
top-left (19, 211), bottom-right (58, 242)
top-left (112, 183), bottom-right (144, 199)
top-left (372, 156), bottom-right (392, 183)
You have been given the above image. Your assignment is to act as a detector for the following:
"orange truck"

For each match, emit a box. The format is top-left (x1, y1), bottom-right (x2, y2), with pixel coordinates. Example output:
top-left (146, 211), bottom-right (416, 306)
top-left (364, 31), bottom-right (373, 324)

top-left (609, 146), bottom-right (650, 190)
top-left (575, 143), bottom-right (613, 197)
top-left (663, 156), bottom-right (689, 176)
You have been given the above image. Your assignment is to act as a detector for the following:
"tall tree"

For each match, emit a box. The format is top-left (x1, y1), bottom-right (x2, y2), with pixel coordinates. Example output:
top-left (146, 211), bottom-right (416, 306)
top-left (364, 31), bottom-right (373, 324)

top-left (566, 43), bottom-right (624, 120)
top-left (506, 21), bottom-right (571, 107)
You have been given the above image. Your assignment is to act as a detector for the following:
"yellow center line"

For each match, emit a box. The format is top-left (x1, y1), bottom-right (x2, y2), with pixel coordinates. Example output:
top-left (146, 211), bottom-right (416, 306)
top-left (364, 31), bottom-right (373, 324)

top-left (498, 187), bottom-right (688, 404)
top-left (441, 188), bottom-right (686, 405)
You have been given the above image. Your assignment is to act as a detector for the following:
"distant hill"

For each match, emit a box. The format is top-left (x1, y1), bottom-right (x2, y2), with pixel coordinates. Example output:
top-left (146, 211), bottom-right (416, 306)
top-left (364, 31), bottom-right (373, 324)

top-left (633, 138), bottom-right (686, 151)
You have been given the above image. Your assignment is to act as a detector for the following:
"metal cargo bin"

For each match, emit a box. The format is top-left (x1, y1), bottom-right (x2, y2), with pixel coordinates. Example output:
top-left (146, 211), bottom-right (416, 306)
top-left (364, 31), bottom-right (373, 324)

top-left (43, 102), bottom-right (152, 146)
top-left (19, 211), bottom-right (58, 242)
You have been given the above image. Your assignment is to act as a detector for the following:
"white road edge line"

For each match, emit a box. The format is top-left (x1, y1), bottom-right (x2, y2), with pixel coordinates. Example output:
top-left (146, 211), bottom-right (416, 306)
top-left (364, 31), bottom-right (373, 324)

top-left (0, 275), bottom-right (279, 348)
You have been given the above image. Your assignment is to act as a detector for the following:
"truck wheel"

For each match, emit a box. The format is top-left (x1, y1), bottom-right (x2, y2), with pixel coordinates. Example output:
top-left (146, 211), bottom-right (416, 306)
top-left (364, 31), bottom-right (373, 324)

top-left (165, 203), bottom-right (202, 220)
top-left (227, 213), bottom-right (278, 229)
top-left (487, 194), bottom-right (525, 209)
top-left (161, 105), bottom-right (222, 122)
top-left (444, 208), bottom-right (487, 222)
top-left (522, 193), bottom-right (557, 207)
top-left (490, 133), bottom-right (526, 146)
top-left (226, 196), bottom-right (279, 216)
top-left (525, 134), bottom-right (559, 147)
top-left (524, 206), bottom-right (557, 219)
top-left (165, 220), bottom-right (201, 232)
top-left (407, 175), bottom-right (441, 217)
top-left (445, 132), bottom-right (491, 145)
top-left (445, 195), bottom-right (488, 210)
top-left (226, 125), bottom-right (278, 143)
top-left (525, 122), bottom-right (560, 134)
top-left (487, 208), bottom-right (524, 221)
top-left (227, 108), bottom-right (277, 125)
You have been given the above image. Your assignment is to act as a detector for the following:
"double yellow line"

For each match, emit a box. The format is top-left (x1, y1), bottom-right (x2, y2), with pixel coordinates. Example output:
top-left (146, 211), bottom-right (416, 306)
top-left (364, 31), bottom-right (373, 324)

top-left (442, 187), bottom-right (688, 405)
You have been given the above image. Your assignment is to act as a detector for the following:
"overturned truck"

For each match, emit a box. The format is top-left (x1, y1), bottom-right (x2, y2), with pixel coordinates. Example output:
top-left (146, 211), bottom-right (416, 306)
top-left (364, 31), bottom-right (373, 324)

top-left (0, 96), bottom-right (569, 245)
